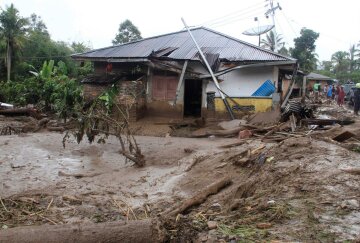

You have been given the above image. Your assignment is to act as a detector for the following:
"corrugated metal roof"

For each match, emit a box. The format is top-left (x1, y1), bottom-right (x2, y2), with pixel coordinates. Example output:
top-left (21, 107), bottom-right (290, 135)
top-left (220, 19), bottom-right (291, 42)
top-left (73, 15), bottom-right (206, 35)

top-left (72, 27), bottom-right (295, 62)
top-left (306, 72), bottom-right (333, 80)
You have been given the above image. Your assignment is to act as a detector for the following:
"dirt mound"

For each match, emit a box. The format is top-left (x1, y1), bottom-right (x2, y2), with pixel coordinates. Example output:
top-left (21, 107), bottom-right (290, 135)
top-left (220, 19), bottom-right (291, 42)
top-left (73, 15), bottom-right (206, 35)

top-left (167, 136), bottom-right (360, 242)
top-left (248, 109), bottom-right (281, 126)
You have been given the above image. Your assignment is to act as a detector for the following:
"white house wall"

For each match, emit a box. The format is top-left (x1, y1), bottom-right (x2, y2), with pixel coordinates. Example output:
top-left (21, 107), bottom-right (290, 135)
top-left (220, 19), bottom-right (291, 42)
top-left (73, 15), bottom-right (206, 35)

top-left (205, 66), bottom-right (275, 97)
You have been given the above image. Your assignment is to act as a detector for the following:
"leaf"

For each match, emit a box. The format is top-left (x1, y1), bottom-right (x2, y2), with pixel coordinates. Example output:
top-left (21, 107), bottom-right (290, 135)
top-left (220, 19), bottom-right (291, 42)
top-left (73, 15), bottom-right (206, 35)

top-left (29, 70), bottom-right (39, 77)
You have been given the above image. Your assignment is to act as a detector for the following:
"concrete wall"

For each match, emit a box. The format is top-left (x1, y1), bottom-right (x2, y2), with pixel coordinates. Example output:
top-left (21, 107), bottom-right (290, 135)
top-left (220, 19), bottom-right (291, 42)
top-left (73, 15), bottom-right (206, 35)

top-left (205, 66), bottom-right (275, 97)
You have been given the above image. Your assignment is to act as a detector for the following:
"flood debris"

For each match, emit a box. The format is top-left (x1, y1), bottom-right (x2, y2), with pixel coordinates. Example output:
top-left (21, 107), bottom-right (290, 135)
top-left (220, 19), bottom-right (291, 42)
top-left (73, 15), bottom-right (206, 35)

top-left (332, 130), bottom-right (356, 142)
top-left (2, 91), bottom-right (360, 242)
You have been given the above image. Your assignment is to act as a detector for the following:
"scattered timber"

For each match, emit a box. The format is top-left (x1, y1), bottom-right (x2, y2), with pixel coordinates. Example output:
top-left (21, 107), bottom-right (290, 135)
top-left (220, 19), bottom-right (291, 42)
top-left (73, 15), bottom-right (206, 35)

top-left (302, 118), bottom-right (354, 126)
top-left (218, 140), bottom-right (247, 148)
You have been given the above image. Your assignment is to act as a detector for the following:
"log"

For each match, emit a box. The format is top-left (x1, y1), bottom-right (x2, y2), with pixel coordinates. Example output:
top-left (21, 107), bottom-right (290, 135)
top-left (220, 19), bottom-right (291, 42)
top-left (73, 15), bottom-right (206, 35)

top-left (0, 108), bottom-right (42, 120)
top-left (218, 140), bottom-right (247, 148)
top-left (341, 168), bottom-right (360, 175)
top-left (166, 177), bottom-right (232, 217)
top-left (58, 171), bottom-right (102, 179)
top-left (0, 219), bottom-right (165, 243)
top-left (206, 127), bottom-right (242, 136)
top-left (47, 126), bottom-right (65, 132)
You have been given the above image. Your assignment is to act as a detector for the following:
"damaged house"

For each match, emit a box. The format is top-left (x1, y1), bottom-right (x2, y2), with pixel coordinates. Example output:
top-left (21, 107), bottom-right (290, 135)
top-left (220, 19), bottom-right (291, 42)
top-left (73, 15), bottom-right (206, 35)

top-left (72, 27), bottom-right (297, 120)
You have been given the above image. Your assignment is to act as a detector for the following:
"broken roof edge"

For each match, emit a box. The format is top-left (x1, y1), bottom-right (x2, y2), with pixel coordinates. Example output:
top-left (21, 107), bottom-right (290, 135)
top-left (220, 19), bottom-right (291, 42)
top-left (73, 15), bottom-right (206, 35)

top-left (200, 60), bottom-right (297, 78)
top-left (71, 26), bottom-right (296, 62)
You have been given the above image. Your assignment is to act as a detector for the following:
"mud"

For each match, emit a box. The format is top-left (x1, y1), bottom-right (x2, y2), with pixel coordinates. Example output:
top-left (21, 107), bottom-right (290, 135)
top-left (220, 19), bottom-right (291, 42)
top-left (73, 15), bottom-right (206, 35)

top-left (1, 102), bottom-right (360, 242)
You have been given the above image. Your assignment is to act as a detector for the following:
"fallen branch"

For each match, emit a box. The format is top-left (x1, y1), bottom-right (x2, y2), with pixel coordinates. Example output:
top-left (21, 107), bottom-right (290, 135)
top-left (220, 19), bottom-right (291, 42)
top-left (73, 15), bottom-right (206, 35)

top-left (58, 171), bottom-right (102, 179)
top-left (165, 177), bottom-right (232, 217)
top-left (184, 156), bottom-right (207, 172)
top-left (0, 219), bottom-right (165, 243)
top-left (47, 126), bottom-right (65, 132)
top-left (218, 140), bottom-right (247, 148)
top-left (206, 127), bottom-right (242, 136)
top-left (341, 168), bottom-right (360, 175)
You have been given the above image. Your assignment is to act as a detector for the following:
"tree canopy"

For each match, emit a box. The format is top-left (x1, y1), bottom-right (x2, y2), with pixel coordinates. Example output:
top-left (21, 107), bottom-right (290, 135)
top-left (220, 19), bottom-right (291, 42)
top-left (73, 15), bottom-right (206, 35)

top-left (291, 28), bottom-right (319, 73)
top-left (112, 19), bottom-right (142, 45)
top-left (260, 30), bottom-right (285, 52)
top-left (0, 4), bottom-right (28, 81)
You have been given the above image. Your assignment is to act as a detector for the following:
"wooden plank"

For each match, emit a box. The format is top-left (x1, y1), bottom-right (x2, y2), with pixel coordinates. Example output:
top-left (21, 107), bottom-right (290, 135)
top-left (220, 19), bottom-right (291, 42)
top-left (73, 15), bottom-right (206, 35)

top-left (332, 131), bottom-right (356, 142)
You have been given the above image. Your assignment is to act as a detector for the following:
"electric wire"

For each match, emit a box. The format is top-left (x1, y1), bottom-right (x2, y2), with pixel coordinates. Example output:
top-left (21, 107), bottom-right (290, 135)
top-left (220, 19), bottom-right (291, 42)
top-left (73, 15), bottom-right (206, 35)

top-left (206, 9), bottom-right (265, 28)
top-left (199, 1), bottom-right (265, 27)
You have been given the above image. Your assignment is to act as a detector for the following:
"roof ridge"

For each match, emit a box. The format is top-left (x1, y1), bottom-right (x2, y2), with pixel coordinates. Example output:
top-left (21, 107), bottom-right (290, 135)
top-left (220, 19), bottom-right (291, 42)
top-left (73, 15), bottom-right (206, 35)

top-left (72, 27), bottom-right (203, 57)
top-left (72, 26), bottom-right (295, 62)
top-left (199, 26), bottom-right (295, 61)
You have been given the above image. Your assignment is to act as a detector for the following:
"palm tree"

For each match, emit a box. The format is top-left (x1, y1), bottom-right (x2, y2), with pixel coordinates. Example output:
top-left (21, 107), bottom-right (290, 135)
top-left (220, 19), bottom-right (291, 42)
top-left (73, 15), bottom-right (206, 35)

top-left (331, 51), bottom-right (350, 74)
top-left (260, 30), bottom-right (285, 52)
top-left (350, 44), bottom-right (359, 72)
top-left (0, 4), bottom-right (28, 81)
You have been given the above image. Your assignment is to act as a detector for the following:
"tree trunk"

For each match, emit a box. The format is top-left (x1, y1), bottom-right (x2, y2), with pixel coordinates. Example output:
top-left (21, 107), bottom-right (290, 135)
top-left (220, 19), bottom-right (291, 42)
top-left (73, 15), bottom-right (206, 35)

top-left (6, 39), bottom-right (11, 82)
top-left (0, 219), bottom-right (165, 243)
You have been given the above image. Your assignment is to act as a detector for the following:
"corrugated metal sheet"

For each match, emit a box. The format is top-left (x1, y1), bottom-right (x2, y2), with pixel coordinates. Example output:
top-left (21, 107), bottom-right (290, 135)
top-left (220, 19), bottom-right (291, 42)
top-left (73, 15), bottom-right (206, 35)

top-left (252, 80), bottom-right (276, 96)
top-left (72, 27), bottom-right (295, 62)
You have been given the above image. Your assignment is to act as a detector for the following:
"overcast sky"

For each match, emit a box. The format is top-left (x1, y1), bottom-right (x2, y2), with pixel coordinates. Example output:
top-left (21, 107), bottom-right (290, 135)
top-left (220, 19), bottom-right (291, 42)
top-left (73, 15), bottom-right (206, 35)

top-left (1, 0), bottom-right (360, 61)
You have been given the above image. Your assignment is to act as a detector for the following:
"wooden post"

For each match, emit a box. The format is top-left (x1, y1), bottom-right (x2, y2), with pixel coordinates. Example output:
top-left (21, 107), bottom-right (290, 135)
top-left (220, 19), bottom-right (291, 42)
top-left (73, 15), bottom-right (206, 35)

top-left (302, 75), bottom-right (307, 98)
top-left (173, 60), bottom-right (188, 106)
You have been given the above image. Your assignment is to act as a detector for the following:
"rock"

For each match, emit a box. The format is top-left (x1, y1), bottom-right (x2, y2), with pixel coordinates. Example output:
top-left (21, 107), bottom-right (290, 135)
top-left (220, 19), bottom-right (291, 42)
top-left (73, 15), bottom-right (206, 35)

top-left (62, 195), bottom-right (82, 205)
top-left (184, 148), bottom-right (194, 153)
top-left (238, 129), bottom-right (253, 139)
top-left (199, 234), bottom-right (208, 242)
top-left (207, 221), bottom-right (218, 230)
top-left (256, 222), bottom-right (272, 229)
top-left (210, 202), bottom-right (222, 212)
top-left (341, 199), bottom-right (359, 209)
top-left (218, 119), bottom-right (247, 130)
top-left (267, 200), bottom-right (276, 205)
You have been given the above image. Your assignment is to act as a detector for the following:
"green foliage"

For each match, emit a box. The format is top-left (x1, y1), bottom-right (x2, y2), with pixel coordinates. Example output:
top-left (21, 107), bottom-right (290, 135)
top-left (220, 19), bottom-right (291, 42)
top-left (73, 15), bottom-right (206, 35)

top-left (278, 46), bottom-right (290, 56)
top-left (71, 41), bottom-right (91, 53)
top-left (316, 44), bottom-right (360, 83)
top-left (0, 3), bottom-right (29, 81)
top-left (260, 30), bottom-right (285, 52)
top-left (112, 19), bottom-right (142, 45)
top-left (98, 84), bottom-right (118, 112)
top-left (291, 28), bottom-right (319, 73)
top-left (331, 51), bottom-right (350, 73)
top-left (217, 224), bottom-right (268, 242)
top-left (0, 60), bottom-right (83, 121)
top-left (51, 77), bottom-right (83, 122)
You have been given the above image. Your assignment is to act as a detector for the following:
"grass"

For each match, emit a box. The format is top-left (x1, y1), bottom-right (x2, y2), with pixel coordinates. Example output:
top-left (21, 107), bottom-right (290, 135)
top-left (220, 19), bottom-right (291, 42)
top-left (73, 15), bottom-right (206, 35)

top-left (351, 146), bottom-right (360, 153)
top-left (217, 224), bottom-right (269, 242)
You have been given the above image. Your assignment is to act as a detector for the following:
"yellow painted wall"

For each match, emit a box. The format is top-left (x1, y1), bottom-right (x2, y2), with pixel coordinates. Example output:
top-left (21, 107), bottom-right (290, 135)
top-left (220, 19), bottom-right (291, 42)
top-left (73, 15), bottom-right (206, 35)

top-left (214, 97), bottom-right (272, 113)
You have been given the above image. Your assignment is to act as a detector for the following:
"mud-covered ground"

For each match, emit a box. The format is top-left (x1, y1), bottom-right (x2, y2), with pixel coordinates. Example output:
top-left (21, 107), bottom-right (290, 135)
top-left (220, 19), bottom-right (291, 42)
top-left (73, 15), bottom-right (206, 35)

top-left (1, 103), bottom-right (360, 242)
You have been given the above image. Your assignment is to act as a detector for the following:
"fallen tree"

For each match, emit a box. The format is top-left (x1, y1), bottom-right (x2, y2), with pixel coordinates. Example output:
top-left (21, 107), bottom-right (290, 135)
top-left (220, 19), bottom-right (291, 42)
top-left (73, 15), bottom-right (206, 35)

top-left (63, 85), bottom-right (145, 167)
top-left (0, 219), bottom-right (165, 243)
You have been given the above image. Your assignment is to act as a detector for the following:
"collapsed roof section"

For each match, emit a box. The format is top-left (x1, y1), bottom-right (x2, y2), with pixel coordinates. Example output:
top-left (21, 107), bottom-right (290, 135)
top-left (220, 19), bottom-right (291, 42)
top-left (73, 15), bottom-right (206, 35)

top-left (72, 27), bottom-right (296, 64)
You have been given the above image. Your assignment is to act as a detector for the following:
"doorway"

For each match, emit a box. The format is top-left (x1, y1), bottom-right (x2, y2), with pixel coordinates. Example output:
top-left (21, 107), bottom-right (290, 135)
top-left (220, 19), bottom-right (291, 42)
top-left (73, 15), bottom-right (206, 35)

top-left (184, 79), bottom-right (202, 117)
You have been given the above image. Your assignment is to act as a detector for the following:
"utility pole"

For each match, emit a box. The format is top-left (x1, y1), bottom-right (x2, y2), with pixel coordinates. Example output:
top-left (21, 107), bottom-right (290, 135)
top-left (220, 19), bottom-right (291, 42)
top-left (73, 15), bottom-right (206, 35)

top-left (265, 0), bottom-right (282, 50)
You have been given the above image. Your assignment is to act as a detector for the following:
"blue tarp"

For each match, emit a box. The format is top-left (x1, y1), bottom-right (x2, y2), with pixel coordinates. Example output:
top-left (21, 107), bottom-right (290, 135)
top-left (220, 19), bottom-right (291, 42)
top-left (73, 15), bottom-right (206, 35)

top-left (251, 80), bottom-right (276, 96)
